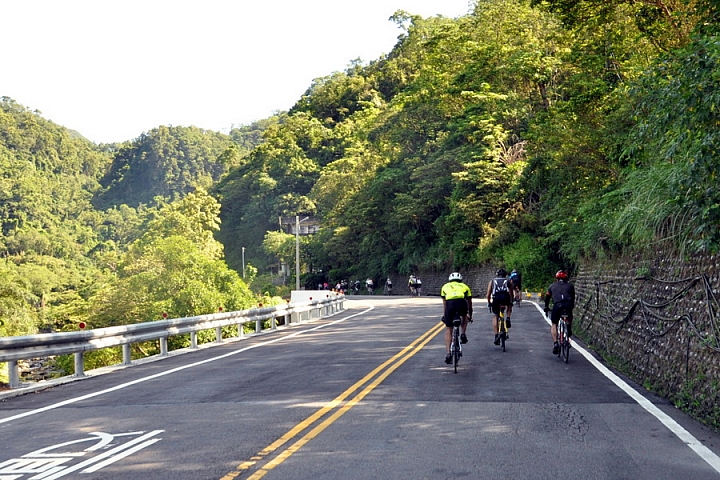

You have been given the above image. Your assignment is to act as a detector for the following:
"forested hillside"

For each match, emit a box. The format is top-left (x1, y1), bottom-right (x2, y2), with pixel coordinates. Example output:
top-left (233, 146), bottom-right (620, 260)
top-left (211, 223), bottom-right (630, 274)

top-left (0, 98), bottom-right (272, 375)
top-left (2, 0), bottom-right (719, 366)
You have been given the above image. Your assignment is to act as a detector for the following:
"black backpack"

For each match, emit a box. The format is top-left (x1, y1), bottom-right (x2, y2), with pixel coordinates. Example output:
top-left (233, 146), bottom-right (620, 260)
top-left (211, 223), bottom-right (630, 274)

top-left (492, 277), bottom-right (510, 304)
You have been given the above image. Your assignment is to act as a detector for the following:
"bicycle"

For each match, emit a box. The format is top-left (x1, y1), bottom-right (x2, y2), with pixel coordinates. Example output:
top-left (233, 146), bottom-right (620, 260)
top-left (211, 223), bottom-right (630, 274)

top-left (557, 311), bottom-right (571, 363)
top-left (410, 285), bottom-right (418, 297)
top-left (497, 305), bottom-right (509, 352)
top-left (513, 286), bottom-right (521, 305)
top-left (450, 314), bottom-right (463, 373)
top-left (384, 284), bottom-right (392, 295)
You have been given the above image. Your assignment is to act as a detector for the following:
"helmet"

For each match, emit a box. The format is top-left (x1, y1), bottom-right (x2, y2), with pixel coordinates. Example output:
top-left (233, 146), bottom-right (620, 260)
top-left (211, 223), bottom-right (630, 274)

top-left (448, 272), bottom-right (463, 281)
top-left (555, 270), bottom-right (568, 280)
top-left (496, 268), bottom-right (507, 277)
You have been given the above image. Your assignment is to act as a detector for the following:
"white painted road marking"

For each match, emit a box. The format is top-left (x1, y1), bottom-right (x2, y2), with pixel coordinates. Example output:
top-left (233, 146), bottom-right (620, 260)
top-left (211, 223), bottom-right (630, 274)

top-left (0, 430), bottom-right (163, 479)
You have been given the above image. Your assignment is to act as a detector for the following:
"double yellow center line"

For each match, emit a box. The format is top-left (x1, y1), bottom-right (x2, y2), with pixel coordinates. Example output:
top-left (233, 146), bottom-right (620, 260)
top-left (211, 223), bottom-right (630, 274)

top-left (221, 321), bottom-right (445, 479)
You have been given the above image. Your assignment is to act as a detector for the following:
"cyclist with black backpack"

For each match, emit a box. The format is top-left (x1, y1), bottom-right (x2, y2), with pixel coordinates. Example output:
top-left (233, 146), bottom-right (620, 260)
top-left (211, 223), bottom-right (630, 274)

top-left (486, 268), bottom-right (515, 345)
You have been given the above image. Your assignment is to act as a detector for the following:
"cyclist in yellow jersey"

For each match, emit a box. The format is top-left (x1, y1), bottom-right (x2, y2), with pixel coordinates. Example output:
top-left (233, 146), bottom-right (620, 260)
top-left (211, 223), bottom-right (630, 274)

top-left (440, 272), bottom-right (473, 364)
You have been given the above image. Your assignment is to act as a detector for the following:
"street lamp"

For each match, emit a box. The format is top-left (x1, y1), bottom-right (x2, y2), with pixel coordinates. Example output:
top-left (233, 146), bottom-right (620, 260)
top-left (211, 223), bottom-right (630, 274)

top-left (241, 247), bottom-right (245, 278)
top-left (295, 215), bottom-right (309, 290)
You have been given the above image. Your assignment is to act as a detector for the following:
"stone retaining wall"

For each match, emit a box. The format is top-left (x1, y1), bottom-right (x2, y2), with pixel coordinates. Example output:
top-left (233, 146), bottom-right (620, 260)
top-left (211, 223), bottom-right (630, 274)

top-left (574, 251), bottom-right (720, 429)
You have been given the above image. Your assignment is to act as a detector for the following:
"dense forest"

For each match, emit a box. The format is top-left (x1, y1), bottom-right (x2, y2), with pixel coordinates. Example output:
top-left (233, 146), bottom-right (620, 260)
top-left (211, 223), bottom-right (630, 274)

top-left (1, 0), bottom-right (718, 374)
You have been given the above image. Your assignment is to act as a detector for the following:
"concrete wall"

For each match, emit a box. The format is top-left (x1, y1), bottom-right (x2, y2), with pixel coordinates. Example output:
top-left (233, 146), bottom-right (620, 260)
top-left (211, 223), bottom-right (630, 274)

top-left (573, 251), bottom-right (720, 428)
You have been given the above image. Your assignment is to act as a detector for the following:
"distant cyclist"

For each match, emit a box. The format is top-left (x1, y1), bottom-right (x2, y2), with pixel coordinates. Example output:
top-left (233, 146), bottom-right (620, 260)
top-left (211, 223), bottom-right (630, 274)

top-left (441, 272), bottom-right (473, 364)
top-left (366, 278), bottom-right (375, 294)
top-left (409, 275), bottom-right (418, 296)
top-left (509, 269), bottom-right (522, 303)
top-left (487, 268), bottom-right (514, 345)
top-left (544, 270), bottom-right (575, 355)
top-left (384, 277), bottom-right (393, 295)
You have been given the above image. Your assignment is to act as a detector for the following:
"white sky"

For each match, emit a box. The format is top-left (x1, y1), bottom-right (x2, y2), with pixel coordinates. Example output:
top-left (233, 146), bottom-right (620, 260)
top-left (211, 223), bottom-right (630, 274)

top-left (2, 1), bottom-right (471, 144)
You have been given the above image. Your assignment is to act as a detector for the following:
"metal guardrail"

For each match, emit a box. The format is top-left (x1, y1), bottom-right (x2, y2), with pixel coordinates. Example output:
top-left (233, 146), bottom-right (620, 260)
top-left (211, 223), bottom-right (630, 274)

top-left (0, 295), bottom-right (344, 389)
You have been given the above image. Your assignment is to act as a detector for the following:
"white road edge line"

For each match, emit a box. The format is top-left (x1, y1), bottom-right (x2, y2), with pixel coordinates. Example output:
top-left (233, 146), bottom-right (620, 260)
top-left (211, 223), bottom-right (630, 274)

top-left (532, 301), bottom-right (720, 473)
top-left (0, 306), bottom-right (374, 426)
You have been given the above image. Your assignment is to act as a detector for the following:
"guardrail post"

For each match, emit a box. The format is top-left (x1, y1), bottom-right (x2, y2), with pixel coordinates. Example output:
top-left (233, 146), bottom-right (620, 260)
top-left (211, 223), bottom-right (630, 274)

top-left (122, 344), bottom-right (132, 365)
top-left (74, 352), bottom-right (85, 377)
top-left (160, 337), bottom-right (168, 356)
top-left (191, 332), bottom-right (198, 349)
top-left (8, 360), bottom-right (20, 388)
top-left (271, 316), bottom-right (277, 330)
top-left (237, 322), bottom-right (244, 338)
top-left (215, 326), bottom-right (223, 343)
top-left (255, 319), bottom-right (262, 333)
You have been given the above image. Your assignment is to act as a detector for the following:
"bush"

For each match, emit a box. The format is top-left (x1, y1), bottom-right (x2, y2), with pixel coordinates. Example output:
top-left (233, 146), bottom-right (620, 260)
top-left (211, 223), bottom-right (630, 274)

top-left (501, 233), bottom-right (560, 290)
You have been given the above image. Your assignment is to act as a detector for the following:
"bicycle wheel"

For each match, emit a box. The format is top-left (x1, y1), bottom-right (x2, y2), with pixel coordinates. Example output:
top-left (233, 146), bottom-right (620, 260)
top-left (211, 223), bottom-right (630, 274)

top-left (452, 328), bottom-right (460, 373)
top-left (561, 323), bottom-right (570, 363)
top-left (558, 320), bottom-right (569, 362)
top-left (498, 309), bottom-right (506, 351)
top-left (500, 319), bottom-right (506, 352)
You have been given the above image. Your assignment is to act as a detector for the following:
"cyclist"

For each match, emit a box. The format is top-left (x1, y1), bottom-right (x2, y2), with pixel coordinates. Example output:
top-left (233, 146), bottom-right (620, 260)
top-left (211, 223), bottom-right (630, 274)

top-left (509, 269), bottom-right (522, 303)
top-left (440, 272), bottom-right (473, 364)
top-left (415, 277), bottom-right (423, 296)
top-left (544, 270), bottom-right (576, 355)
top-left (486, 268), bottom-right (514, 345)
top-left (366, 278), bottom-right (375, 294)
top-left (408, 275), bottom-right (418, 296)
top-left (385, 277), bottom-right (393, 295)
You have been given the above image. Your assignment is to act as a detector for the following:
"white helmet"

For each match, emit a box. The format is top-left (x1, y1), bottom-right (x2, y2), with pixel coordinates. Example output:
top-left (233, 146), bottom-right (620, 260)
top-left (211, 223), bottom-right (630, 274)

top-left (448, 272), bottom-right (462, 281)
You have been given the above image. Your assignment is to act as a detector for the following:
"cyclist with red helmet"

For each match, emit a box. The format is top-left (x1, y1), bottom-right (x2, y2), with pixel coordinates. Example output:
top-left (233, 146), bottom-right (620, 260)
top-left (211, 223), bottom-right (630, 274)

top-left (544, 270), bottom-right (575, 355)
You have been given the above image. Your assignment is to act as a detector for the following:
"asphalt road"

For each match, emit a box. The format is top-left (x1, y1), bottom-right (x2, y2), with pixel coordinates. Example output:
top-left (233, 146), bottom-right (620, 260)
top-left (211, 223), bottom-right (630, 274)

top-left (1, 297), bottom-right (720, 479)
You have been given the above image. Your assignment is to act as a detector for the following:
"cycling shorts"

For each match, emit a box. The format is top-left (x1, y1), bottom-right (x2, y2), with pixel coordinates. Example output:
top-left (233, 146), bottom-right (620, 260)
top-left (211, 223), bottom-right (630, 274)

top-left (550, 302), bottom-right (573, 325)
top-left (443, 298), bottom-right (468, 327)
top-left (490, 300), bottom-right (511, 315)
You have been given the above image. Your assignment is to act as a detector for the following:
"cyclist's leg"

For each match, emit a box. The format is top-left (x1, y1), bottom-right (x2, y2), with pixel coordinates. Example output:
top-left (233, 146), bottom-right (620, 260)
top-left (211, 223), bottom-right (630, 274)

top-left (442, 310), bottom-right (454, 362)
top-left (550, 306), bottom-right (561, 353)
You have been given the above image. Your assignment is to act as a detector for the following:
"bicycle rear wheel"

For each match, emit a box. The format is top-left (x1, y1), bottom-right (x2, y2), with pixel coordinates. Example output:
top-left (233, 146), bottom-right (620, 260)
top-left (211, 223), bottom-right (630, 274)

top-left (559, 321), bottom-right (570, 363)
top-left (561, 330), bottom-right (570, 363)
top-left (452, 328), bottom-right (460, 373)
top-left (498, 309), bottom-right (507, 351)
